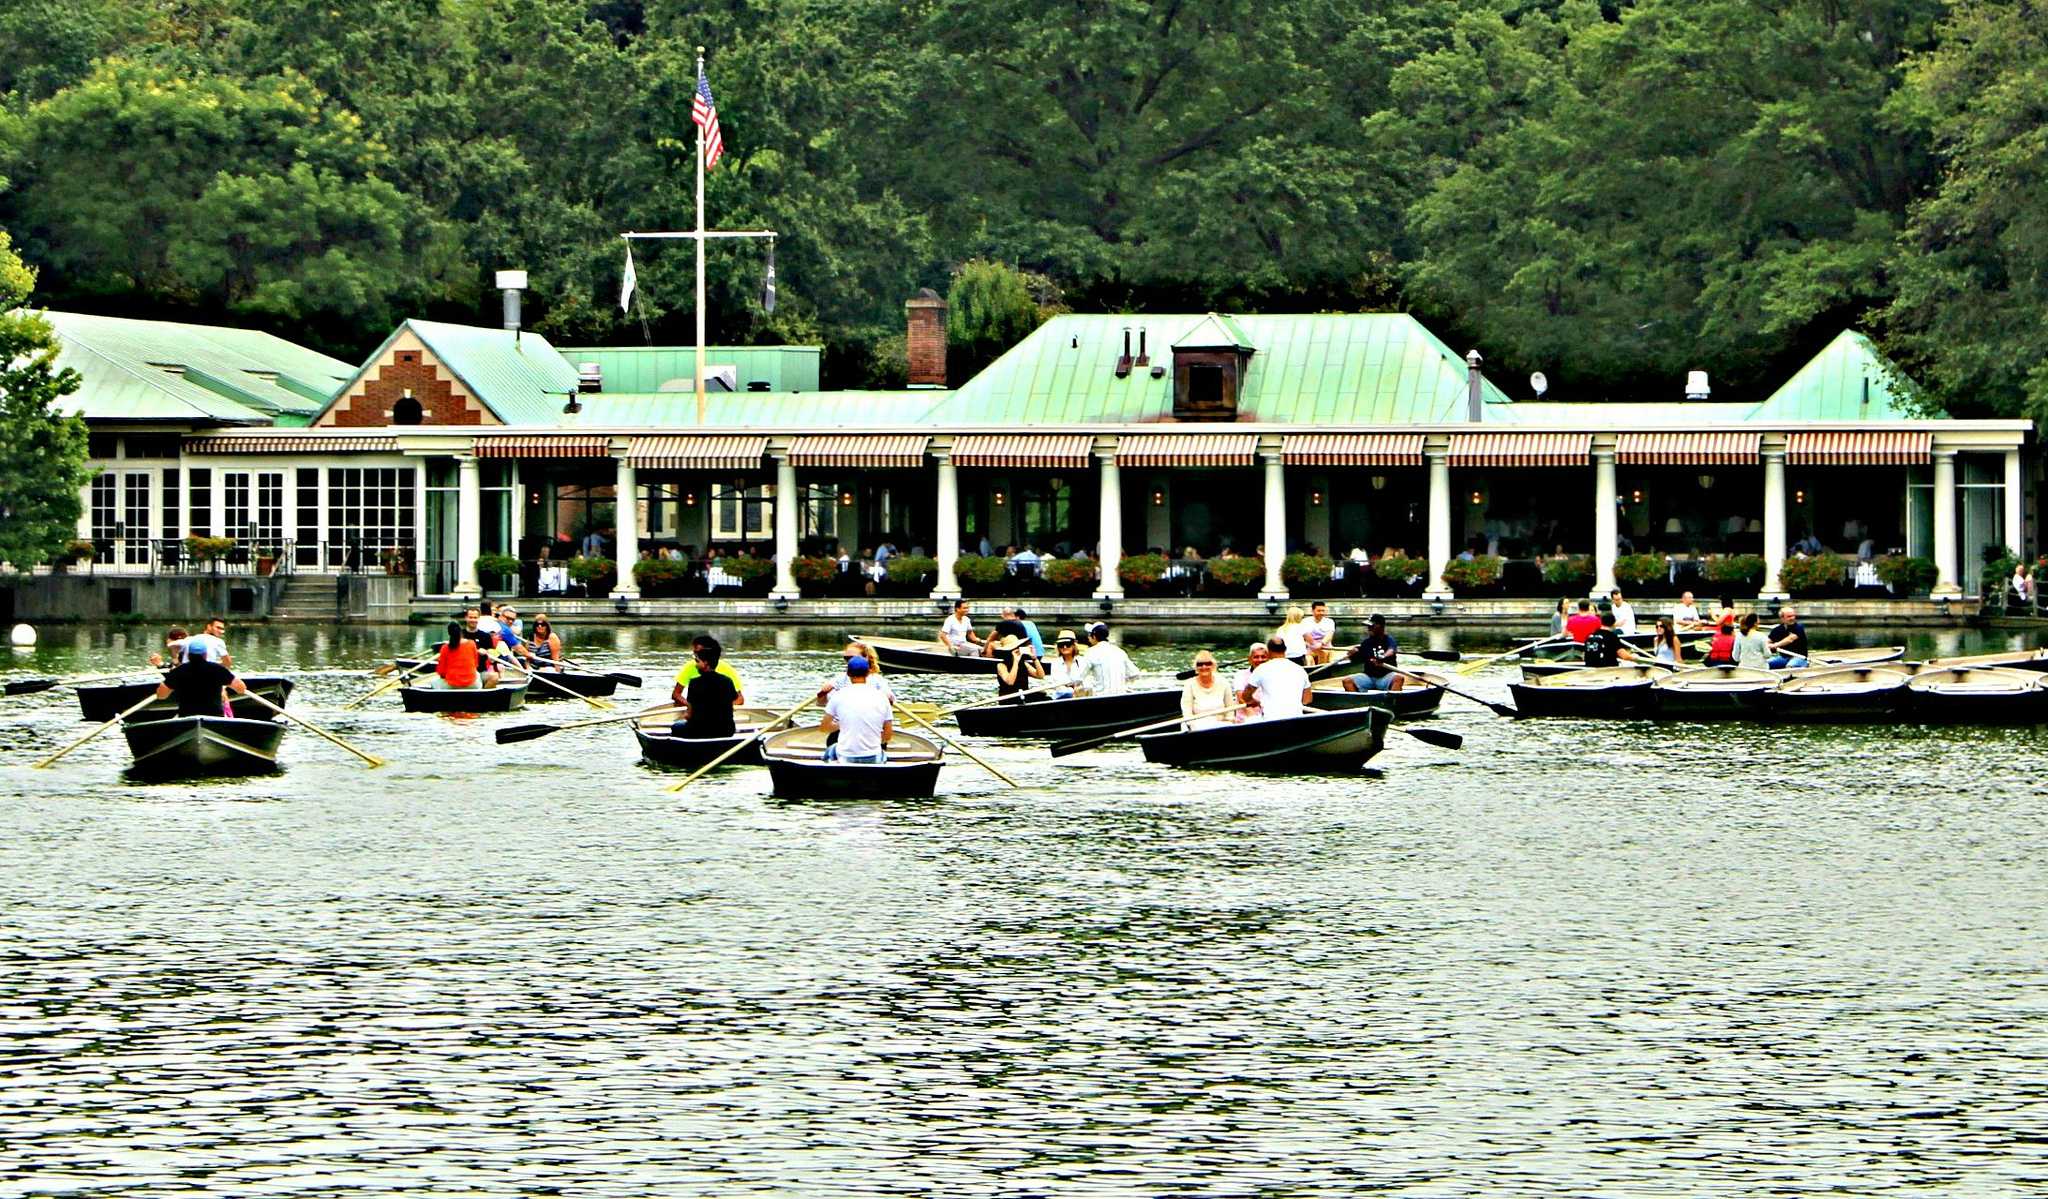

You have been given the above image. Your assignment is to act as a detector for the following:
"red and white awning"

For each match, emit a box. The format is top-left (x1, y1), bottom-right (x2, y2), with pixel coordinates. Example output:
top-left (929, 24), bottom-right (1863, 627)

top-left (786, 434), bottom-right (929, 468)
top-left (624, 435), bottom-right (768, 471)
top-left (1615, 432), bottom-right (1761, 465)
top-left (1446, 432), bottom-right (1591, 468)
top-left (1116, 433), bottom-right (1260, 468)
top-left (183, 435), bottom-right (398, 454)
top-left (473, 435), bottom-right (611, 459)
top-left (1281, 433), bottom-right (1426, 466)
top-left (1785, 431), bottom-right (1932, 465)
top-left (948, 434), bottom-right (1096, 469)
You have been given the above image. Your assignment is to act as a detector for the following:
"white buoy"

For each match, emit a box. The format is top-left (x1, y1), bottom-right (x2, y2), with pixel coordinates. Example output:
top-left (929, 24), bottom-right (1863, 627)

top-left (9, 623), bottom-right (35, 647)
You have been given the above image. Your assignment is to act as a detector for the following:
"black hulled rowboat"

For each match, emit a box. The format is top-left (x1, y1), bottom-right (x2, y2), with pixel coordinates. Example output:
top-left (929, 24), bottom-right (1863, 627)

top-left (762, 726), bottom-right (944, 800)
top-left (1806, 645), bottom-right (1907, 668)
top-left (122, 715), bottom-right (285, 779)
top-left (955, 688), bottom-right (1180, 740)
top-left (857, 635), bottom-right (1000, 677)
top-left (1508, 665), bottom-right (1667, 719)
top-left (395, 656), bottom-right (622, 699)
top-left (1648, 667), bottom-right (1779, 720)
top-left (1763, 665), bottom-right (1912, 722)
top-left (1307, 673), bottom-right (1447, 719)
top-left (631, 708), bottom-right (793, 770)
top-left (1923, 648), bottom-right (2048, 672)
top-left (1138, 705), bottom-right (1390, 772)
top-left (1905, 667), bottom-right (2048, 723)
top-left (80, 676), bottom-right (294, 722)
top-left (399, 679), bottom-right (529, 713)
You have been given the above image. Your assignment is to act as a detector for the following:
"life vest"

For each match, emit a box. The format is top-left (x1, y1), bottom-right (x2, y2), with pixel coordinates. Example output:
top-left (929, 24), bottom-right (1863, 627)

top-left (1705, 631), bottom-right (1736, 665)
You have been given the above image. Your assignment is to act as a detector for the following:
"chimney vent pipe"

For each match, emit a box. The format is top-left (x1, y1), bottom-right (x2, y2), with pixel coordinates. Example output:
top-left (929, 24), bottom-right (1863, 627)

top-left (1465, 349), bottom-right (1484, 422)
top-left (496, 269), bottom-right (528, 335)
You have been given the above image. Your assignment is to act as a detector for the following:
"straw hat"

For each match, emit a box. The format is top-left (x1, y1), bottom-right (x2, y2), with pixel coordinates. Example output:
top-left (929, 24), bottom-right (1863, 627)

top-left (991, 634), bottom-right (1027, 652)
top-left (1054, 629), bottom-right (1078, 644)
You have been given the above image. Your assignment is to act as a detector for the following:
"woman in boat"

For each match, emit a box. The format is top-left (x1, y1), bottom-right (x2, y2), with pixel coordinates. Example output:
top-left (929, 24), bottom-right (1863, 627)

top-left (1549, 599), bottom-right (1568, 638)
top-left (1652, 618), bottom-right (1685, 666)
top-left (1702, 612), bottom-right (1738, 666)
top-left (817, 639), bottom-right (895, 706)
top-left (523, 614), bottom-right (565, 671)
top-left (1734, 613), bottom-right (1772, 671)
top-left (1044, 630), bottom-right (1084, 699)
top-left (1275, 606), bottom-right (1310, 667)
top-left (992, 634), bottom-right (1042, 699)
top-left (1180, 652), bottom-right (1234, 730)
top-left (434, 620), bottom-right (494, 689)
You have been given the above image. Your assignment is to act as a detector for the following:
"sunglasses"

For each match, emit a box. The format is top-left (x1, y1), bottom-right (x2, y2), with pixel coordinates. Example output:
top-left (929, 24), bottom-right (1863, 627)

top-left (1195, 662), bottom-right (1215, 668)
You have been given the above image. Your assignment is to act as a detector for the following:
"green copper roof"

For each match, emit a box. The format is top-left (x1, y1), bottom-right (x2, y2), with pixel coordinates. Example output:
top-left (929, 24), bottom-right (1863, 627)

top-left (1172, 313), bottom-right (1255, 350)
top-left (41, 310), bottom-right (350, 425)
top-left (940, 312), bottom-right (1511, 426)
top-left (1748, 330), bottom-right (1927, 421)
top-left (555, 345), bottom-right (822, 393)
top-left (322, 320), bottom-right (584, 427)
top-left (569, 390), bottom-right (946, 428)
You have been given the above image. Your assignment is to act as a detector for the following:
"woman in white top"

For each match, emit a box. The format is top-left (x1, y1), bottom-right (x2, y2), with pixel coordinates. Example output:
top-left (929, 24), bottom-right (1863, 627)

top-left (1733, 613), bottom-right (1772, 670)
top-left (1044, 630), bottom-right (1084, 698)
top-left (1651, 617), bottom-right (1684, 666)
top-left (1276, 605), bottom-right (1310, 665)
top-left (1179, 653), bottom-right (1234, 730)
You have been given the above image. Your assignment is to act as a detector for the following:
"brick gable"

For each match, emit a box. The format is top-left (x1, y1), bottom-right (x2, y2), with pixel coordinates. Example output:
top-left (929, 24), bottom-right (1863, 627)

top-left (316, 333), bottom-right (497, 427)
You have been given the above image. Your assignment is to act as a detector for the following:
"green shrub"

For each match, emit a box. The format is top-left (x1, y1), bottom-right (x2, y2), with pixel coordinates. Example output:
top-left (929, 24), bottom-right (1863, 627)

top-left (1874, 554), bottom-right (1937, 595)
top-left (1205, 555), bottom-right (1266, 592)
top-left (791, 556), bottom-right (839, 585)
top-left (1440, 554), bottom-right (1503, 591)
top-left (885, 554), bottom-right (937, 585)
top-left (1373, 555), bottom-right (1427, 582)
top-left (1777, 554), bottom-right (1845, 594)
top-left (1042, 557), bottom-right (1096, 590)
top-left (1541, 555), bottom-right (1594, 587)
top-left (185, 536), bottom-right (236, 562)
top-left (1613, 553), bottom-right (1665, 588)
top-left (951, 553), bottom-right (1009, 586)
top-left (631, 557), bottom-right (690, 587)
top-left (474, 553), bottom-right (519, 581)
top-left (1702, 554), bottom-right (1765, 586)
top-left (569, 555), bottom-right (615, 597)
top-left (1280, 553), bottom-right (1336, 591)
top-left (1117, 552), bottom-right (1170, 592)
top-left (719, 555), bottom-right (774, 581)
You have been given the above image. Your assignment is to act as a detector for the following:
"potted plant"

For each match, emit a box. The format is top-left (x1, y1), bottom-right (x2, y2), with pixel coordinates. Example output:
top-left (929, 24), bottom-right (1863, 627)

top-left (1778, 553), bottom-right (1845, 596)
top-left (1116, 552), bottom-right (1171, 595)
top-left (53, 539), bottom-right (95, 572)
top-left (883, 554), bottom-right (937, 596)
top-left (1042, 557), bottom-right (1096, 595)
top-left (1874, 554), bottom-right (1937, 597)
top-left (474, 552), bottom-right (519, 592)
top-left (569, 555), bottom-right (615, 598)
top-left (951, 553), bottom-right (1009, 596)
top-left (1204, 555), bottom-right (1266, 596)
top-left (1541, 554), bottom-right (1594, 591)
top-left (792, 555), bottom-right (839, 597)
top-left (1613, 553), bottom-right (1666, 591)
top-left (380, 548), bottom-right (408, 575)
top-left (186, 536), bottom-right (236, 572)
top-left (1372, 555), bottom-right (1427, 596)
top-left (1281, 553), bottom-right (1336, 596)
top-left (1701, 553), bottom-right (1765, 593)
top-left (631, 556), bottom-right (690, 597)
top-left (1440, 554), bottom-right (1504, 594)
top-left (255, 550), bottom-right (277, 576)
top-left (720, 554), bottom-right (775, 595)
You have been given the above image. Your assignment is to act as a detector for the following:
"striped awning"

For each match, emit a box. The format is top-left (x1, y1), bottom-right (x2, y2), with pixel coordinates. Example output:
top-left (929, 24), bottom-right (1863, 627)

top-left (625, 435), bottom-right (768, 471)
top-left (787, 434), bottom-right (930, 468)
top-left (1446, 432), bottom-right (1591, 468)
top-left (948, 434), bottom-right (1096, 468)
top-left (1615, 432), bottom-right (1761, 465)
top-left (183, 435), bottom-right (398, 454)
top-left (1117, 433), bottom-right (1260, 468)
top-left (1281, 433), bottom-right (1425, 466)
top-left (473, 435), bottom-right (611, 459)
top-left (1785, 431), bottom-right (1932, 465)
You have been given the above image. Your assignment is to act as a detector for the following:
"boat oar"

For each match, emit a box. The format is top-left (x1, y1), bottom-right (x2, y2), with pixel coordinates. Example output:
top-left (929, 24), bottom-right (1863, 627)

top-left (496, 704), bottom-right (682, 745)
top-left (1393, 725), bottom-right (1463, 750)
top-left (345, 660), bottom-right (430, 709)
top-left (1457, 635), bottom-right (1574, 676)
top-left (500, 658), bottom-right (613, 712)
top-left (33, 693), bottom-right (161, 768)
top-left (236, 690), bottom-right (386, 769)
top-left (552, 654), bottom-right (642, 688)
top-left (5, 671), bottom-right (147, 697)
top-left (891, 700), bottom-right (1017, 787)
top-left (1388, 667), bottom-right (1518, 719)
top-left (1050, 703), bottom-right (1253, 758)
top-left (934, 682), bottom-right (1065, 718)
top-left (668, 694), bottom-right (819, 793)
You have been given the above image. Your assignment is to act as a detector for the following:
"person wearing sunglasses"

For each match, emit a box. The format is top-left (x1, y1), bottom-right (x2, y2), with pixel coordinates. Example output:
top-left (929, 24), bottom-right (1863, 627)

top-left (1180, 652), bottom-right (1234, 729)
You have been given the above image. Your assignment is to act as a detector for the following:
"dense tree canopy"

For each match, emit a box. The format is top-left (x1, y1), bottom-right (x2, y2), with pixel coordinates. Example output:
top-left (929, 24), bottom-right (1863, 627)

top-left (0, 231), bottom-right (90, 572)
top-left (0, 0), bottom-right (2039, 416)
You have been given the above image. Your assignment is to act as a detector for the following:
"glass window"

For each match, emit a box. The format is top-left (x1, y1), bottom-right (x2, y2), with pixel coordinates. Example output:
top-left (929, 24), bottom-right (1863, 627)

top-left (224, 472), bottom-right (252, 541)
top-left (326, 467), bottom-right (416, 567)
top-left (124, 433), bottom-right (180, 459)
top-left (553, 482), bottom-right (617, 556)
top-left (89, 473), bottom-right (117, 562)
top-left (800, 483), bottom-right (839, 542)
top-left (188, 468), bottom-right (212, 538)
top-left (124, 472), bottom-right (151, 565)
top-left (162, 468), bottom-right (180, 542)
top-left (88, 433), bottom-right (119, 459)
top-left (711, 482), bottom-right (773, 543)
top-left (296, 468), bottom-right (320, 565)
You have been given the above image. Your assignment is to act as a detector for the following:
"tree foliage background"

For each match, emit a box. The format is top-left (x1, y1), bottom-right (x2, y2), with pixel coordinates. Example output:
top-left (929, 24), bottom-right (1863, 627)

top-left (0, 0), bottom-right (2042, 418)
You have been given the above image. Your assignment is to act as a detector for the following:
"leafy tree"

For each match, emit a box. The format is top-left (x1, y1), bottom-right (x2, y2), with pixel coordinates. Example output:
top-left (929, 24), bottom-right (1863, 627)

top-left (946, 259), bottom-right (1049, 381)
top-left (0, 230), bottom-right (91, 571)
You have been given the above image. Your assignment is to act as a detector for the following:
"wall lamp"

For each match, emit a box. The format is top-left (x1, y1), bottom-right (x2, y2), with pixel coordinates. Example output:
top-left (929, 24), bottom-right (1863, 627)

top-left (1469, 490), bottom-right (1484, 505)
top-left (1794, 489), bottom-right (1807, 504)
top-left (1309, 489), bottom-right (1325, 507)
top-left (1370, 475), bottom-right (1387, 491)
top-left (838, 489), bottom-right (853, 507)
top-left (1151, 488), bottom-right (1166, 507)
top-left (992, 488), bottom-right (1006, 507)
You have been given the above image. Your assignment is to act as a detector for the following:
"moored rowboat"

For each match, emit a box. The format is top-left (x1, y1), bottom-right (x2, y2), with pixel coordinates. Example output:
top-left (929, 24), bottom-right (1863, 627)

top-left (1923, 648), bottom-right (2048, 672)
top-left (762, 726), bottom-right (944, 799)
top-left (955, 687), bottom-right (1180, 740)
top-left (1307, 672), bottom-right (1447, 719)
top-left (1138, 705), bottom-right (1391, 772)
top-left (1508, 665), bottom-right (1667, 719)
top-left (1905, 667), bottom-right (2048, 723)
top-left (1806, 645), bottom-right (1906, 667)
top-left (121, 715), bottom-right (285, 778)
top-left (857, 635), bottom-right (999, 677)
top-left (1763, 665), bottom-right (1912, 722)
top-left (81, 676), bottom-right (294, 722)
top-left (399, 680), bottom-right (529, 713)
top-left (1648, 666), bottom-right (1779, 719)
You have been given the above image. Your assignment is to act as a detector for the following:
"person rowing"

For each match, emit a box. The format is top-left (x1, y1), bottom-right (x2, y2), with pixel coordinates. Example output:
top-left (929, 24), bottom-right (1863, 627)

top-left (673, 633), bottom-right (745, 708)
top-left (670, 639), bottom-right (739, 740)
top-left (150, 652), bottom-right (249, 717)
top-left (1338, 613), bottom-right (1404, 693)
top-left (820, 654), bottom-right (892, 763)
top-left (1582, 609), bottom-right (1638, 667)
top-left (1074, 622), bottom-right (1139, 697)
top-left (1238, 637), bottom-right (1312, 722)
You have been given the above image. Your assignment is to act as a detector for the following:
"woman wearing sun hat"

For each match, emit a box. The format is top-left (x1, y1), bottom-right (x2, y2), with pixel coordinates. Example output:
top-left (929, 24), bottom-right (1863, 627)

top-left (992, 633), bottom-right (1042, 698)
top-left (1045, 630), bottom-right (1084, 699)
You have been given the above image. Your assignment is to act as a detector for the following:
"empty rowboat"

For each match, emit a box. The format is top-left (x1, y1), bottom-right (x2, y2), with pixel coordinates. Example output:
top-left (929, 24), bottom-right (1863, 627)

top-left (857, 635), bottom-right (999, 677)
top-left (955, 688), bottom-right (1180, 740)
top-left (1905, 667), bottom-right (2048, 723)
top-left (762, 726), bottom-right (944, 799)
top-left (122, 715), bottom-right (285, 779)
top-left (1764, 665), bottom-right (1912, 722)
top-left (1648, 666), bottom-right (1780, 719)
top-left (399, 679), bottom-right (529, 714)
top-left (1508, 665), bottom-right (1668, 719)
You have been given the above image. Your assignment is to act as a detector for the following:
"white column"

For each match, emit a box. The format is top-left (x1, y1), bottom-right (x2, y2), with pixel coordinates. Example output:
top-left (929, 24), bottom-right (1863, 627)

top-left (613, 456), bottom-right (640, 598)
top-left (1424, 447), bottom-right (1452, 599)
top-left (2003, 448), bottom-right (2023, 557)
top-left (1592, 447), bottom-right (1618, 598)
top-left (173, 459), bottom-right (189, 541)
top-left (772, 453), bottom-right (799, 599)
top-left (1932, 448), bottom-right (1961, 599)
top-left (455, 454), bottom-right (482, 598)
top-left (1259, 449), bottom-right (1288, 599)
top-left (1094, 446), bottom-right (1123, 599)
top-left (508, 460), bottom-right (526, 555)
top-left (410, 463), bottom-right (426, 585)
top-left (1761, 447), bottom-right (1788, 602)
top-left (931, 449), bottom-right (960, 598)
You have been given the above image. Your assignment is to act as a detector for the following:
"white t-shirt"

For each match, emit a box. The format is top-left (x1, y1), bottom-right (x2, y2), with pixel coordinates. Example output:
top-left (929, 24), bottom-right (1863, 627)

top-left (825, 684), bottom-right (893, 759)
top-left (1306, 616), bottom-right (1336, 653)
top-left (827, 673), bottom-right (893, 703)
top-left (176, 633), bottom-right (229, 663)
top-left (1076, 641), bottom-right (1138, 696)
top-left (1277, 623), bottom-right (1308, 659)
top-left (1243, 657), bottom-right (1311, 721)
top-left (477, 614), bottom-right (503, 639)
top-left (1612, 602), bottom-right (1638, 635)
top-left (941, 613), bottom-right (974, 653)
top-left (1672, 603), bottom-right (1701, 626)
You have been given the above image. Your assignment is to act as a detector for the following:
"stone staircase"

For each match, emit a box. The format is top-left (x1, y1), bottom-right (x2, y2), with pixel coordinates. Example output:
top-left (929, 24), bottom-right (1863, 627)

top-left (271, 574), bottom-right (340, 620)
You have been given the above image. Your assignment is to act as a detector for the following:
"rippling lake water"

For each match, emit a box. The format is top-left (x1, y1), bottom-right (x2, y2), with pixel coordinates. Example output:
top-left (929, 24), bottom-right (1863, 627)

top-left (3, 620), bottom-right (2046, 1195)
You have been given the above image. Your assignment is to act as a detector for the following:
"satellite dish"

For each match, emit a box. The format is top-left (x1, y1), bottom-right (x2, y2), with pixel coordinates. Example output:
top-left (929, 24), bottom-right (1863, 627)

top-left (1530, 371), bottom-right (1548, 397)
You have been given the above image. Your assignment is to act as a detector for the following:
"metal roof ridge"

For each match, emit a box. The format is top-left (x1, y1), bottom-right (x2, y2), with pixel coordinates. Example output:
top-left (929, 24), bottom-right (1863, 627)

top-left (58, 331), bottom-right (250, 421)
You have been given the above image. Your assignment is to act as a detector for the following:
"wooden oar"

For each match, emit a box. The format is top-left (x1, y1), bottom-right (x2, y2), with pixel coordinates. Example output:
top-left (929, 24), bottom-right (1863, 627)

top-left (497, 704), bottom-right (682, 745)
top-left (551, 654), bottom-right (642, 687)
top-left (935, 682), bottom-right (1065, 718)
top-left (370, 662), bottom-right (401, 678)
top-left (668, 694), bottom-right (819, 793)
top-left (1388, 666), bottom-right (1518, 719)
top-left (891, 700), bottom-right (1017, 787)
top-left (1051, 702), bottom-right (1253, 758)
top-left (6, 671), bottom-right (150, 697)
top-left (1177, 647), bottom-right (1461, 681)
top-left (236, 690), bottom-right (385, 768)
top-left (33, 693), bottom-right (160, 768)
top-left (1456, 635), bottom-right (1574, 676)
top-left (345, 660), bottom-right (430, 709)
top-left (499, 658), bottom-right (613, 712)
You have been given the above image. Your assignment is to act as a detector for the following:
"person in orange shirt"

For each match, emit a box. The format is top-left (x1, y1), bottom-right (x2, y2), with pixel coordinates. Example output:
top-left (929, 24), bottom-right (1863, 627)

top-left (434, 620), bottom-right (497, 689)
top-left (1563, 600), bottom-right (1602, 643)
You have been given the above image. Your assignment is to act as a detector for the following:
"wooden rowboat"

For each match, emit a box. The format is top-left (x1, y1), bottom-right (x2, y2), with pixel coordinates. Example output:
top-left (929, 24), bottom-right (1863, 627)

top-left (1923, 648), bottom-right (2048, 672)
top-left (762, 726), bottom-right (944, 799)
top-left (1508, 665), bottom-right (1667, 719)
top-left (1648, 666), bottom-right (1779, 719)
top-left (396, 656), bottom-right (622, 699)
top-left (955, 688), bottom-right (1180, 740)
top-left (122, 715), bottom-right (285, 779)
top-left (1905, 667), bottom-right (2048, 723)
top-left (80, 676), bottom-right (294, 722)
top-left (1764, 665), bottom-right (1913, 722)
top-left (1807, 645), bottom-right (1906, 667)
top-left (399, 679), bottom-right (529, 713)
top-left (857, 634), bottom-right (1000, 677)
top-left (630, 708), bottom-right (795, 769)
top-left (1307, 672), bottom-right (1447, 719)
top-left (1137, 705), bottom-right (1391, 772)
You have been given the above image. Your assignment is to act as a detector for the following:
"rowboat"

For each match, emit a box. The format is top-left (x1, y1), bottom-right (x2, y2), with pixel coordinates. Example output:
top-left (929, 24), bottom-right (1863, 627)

top-left (630, 707), bottom-right (796, 769)
top-left (1520, 658), bottom-right (1683, 679)
top-left (1807, 645), bottom-right (1907, 667)
top-left (122, 715), bottom-right (285, 779)
top-left (762, 726), bottom-right (944, 799)
top-left (955, 687), bottom-right (1179, 740)
top-left (857, 634), bottom-right (1000, 677)
top-left (1307, 672), bottom-right (1447, 719)
top-left (1905, 667), bottom-right (2048, 723)
top-left (80, 676), bottom-right (294, 722)
top-left (1137, 705), bottom-right (1391, 772)
top-left (396, 656), bottom-right (622, 698)
top-left (1923, 648), bottom-right (2048, 671)
top-left (1764, 665), bottom-right (1913, 722)
top-left (399, 679), bottom-right (529, 713)
top-left (1508, 665), bottom-right (1667, 719)
top-left (1648, 666), bottom-right (1779, 719)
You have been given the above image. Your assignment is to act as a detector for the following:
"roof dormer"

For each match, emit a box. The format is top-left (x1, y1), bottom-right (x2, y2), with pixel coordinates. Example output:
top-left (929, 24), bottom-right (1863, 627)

top-left (1171, 314), bottom-right (1255, 421)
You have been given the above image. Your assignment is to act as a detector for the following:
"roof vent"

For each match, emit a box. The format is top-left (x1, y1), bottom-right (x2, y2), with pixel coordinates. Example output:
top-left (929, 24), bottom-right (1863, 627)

top-left (1685, 370), bottom-right (1711, 400)
top-left (577, 362), bottom-right (603, 393)
top-left (747, 380), bottom-right (772, 392)
top-left (1149, 365), bottom-right (1166, 379)
top-left (1114, 327), bottom-right (1133, 379)
top-left (1135, 327), bottom-right (1149, 367)
top-left (703, 366), bottom-right (737, 393)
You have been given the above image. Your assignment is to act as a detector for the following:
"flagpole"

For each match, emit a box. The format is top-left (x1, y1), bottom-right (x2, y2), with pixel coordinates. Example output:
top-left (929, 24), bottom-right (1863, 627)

top-left (695, 45), bottom-right (708, 427)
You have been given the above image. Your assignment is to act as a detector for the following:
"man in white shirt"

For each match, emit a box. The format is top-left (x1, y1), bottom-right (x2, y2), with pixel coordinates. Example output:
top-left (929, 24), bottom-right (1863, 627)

top-left (179, 617), bottom-right (232, 667)
top-left (822, 656), bottom-right (893, 763)
top-left (1240, 638), bottom-right (1312, 721)
top-left (939, 599), bottom-right (980, 657)
top-left (1304, 600), bottom-right (1337, 664)
top-left (1671, 591), bottom-right (1702, 630)
top-left (1608, 589), bottom-right (1638, 635)
top-left (1075, 622), bottom-right (1139, 696)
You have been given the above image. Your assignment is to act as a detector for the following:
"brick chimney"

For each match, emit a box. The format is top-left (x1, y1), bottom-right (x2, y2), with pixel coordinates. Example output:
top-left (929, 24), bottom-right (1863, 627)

top-left (906, 288), bottom-right (947, 388)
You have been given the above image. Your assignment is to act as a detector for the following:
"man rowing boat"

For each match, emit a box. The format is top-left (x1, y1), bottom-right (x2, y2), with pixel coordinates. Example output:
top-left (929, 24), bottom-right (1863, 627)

top-left (673, 634), bottom-right (745, 708)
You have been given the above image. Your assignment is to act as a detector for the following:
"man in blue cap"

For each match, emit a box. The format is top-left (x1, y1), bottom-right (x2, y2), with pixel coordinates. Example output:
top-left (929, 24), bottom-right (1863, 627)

top-left (822, 654), bottom-right (893, 763)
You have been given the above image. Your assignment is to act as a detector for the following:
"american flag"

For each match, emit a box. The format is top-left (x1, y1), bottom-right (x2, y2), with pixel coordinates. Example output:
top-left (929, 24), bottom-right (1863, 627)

top-left (693, 70), bottom-right (724, 170)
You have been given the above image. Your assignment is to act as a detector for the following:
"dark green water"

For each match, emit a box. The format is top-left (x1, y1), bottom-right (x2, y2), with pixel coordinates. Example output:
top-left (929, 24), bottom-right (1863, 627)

top-left (2, 621), bottom-right (2045, 1195)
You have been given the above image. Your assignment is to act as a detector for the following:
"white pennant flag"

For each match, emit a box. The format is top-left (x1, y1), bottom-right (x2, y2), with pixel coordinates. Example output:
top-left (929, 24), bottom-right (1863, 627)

top-left (619, 245), bottom-right (637, 314)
